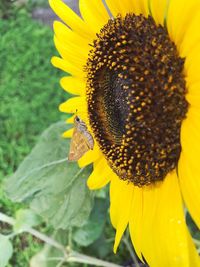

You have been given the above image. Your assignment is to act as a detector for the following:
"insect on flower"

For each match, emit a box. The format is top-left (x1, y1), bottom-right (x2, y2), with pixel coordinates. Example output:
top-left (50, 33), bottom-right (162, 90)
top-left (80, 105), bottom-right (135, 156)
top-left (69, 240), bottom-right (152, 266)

top-left (68, 116), bottom-right (94, 161)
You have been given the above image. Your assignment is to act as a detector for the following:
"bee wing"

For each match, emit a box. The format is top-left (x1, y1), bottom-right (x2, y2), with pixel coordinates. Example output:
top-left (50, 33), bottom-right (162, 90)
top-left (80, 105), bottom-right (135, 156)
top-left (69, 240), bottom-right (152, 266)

top-left (68, 128), bottom-right (90, 161)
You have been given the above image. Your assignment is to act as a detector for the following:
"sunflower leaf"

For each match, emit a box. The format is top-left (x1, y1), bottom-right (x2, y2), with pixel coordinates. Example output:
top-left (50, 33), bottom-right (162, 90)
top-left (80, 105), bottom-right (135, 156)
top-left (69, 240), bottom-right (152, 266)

top-left (4, 122), bottom-right (93, 229)
top-left (73, 198), bottom-right (109, 247)
top-left (14, 209), bottom-right (42, 233)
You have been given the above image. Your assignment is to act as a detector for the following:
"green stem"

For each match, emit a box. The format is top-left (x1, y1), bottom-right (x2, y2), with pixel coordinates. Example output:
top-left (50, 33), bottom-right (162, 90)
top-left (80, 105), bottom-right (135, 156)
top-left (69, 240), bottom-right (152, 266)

top-left (56, 259), bottom-right (65, 267)
top-left (0, 212), bottom-right (123, 267)
top-left (69, 251), bottom-right (122, 267)
top-left (0, 212), bottom-right (15, 225)
top-left (123, 231), bottom-right (140, 267)
top-left (68, 227), bottom-right (73, 248)
top-left (28, 228), bottom-right (66, 253)
top-left (0, 212), bottom-right (66, 253)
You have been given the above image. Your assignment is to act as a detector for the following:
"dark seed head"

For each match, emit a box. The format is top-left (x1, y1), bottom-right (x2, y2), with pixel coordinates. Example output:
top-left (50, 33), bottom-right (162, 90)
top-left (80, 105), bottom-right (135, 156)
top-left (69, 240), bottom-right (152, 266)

top-left (86, 14), bottom-right (188, 186)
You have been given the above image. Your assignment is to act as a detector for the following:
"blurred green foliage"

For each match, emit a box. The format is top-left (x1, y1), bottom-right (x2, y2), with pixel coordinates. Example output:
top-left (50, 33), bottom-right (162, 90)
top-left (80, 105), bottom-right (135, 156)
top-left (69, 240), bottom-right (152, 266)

top-left (0, 10), bottom-right (65, 180)
top-left (0, 0), bottom-right (17, 19)
top-left (28, 0), bottom-right (50, 8)
top-left (0, 9), bottom-right (66, 266)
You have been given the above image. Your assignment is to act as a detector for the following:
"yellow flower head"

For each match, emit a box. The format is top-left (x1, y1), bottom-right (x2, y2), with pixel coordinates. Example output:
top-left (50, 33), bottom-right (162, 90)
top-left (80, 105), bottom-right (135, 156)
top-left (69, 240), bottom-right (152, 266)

top-left (49, 0), bottom-right (200, 266)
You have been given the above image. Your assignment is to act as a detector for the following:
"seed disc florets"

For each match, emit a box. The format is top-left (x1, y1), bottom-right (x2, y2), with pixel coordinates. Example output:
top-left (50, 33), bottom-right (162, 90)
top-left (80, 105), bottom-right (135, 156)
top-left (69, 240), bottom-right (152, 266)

top-left (86, 14), bottom-right (188, 186)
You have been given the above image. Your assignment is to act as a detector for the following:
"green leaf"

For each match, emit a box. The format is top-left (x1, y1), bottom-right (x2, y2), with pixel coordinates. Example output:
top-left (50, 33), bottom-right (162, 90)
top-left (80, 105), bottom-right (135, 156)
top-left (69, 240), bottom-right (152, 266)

top-left (14, 209), bottom-right (42, 233)
top-left (73, 198), bottom-right (109, 247)
top-left (4, 122), bottom-right (93, 229)
top-left (86, 235), bottom-right (112, 258)
top-left (0, 235), bottom-right (13, 267)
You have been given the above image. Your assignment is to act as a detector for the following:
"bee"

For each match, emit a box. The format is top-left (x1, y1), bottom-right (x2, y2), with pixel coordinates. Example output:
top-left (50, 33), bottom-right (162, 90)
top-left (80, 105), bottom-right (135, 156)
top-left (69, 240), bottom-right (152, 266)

top-left (68, 116), bottom-right (94, 161)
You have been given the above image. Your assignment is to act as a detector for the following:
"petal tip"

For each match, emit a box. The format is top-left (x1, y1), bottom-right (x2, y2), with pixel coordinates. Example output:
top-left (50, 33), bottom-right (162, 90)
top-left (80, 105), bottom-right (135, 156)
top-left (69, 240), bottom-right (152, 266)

top-left (51, 56), bottom-right (58, 66)
top-left (87, 179), bottom-right (95, 190)
top-left (59, 103), bottom-right (65, 112)
top-left (62, 128), bottom-right (73, 138)
top-left (113, 241), bottom-right (118, 254)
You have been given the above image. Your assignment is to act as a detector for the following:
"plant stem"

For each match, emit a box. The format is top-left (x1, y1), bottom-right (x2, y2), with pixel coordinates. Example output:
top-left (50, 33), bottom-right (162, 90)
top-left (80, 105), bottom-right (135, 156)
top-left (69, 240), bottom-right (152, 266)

top-left (28, 228), bottom-right (66, 253)
top-left (0, 212), bottom-right (15, 225)
top-left (56, 259), bottom-right (65, 267)
top-left (69, 251), bottom-right (122, 267)
top-left (123, 231), bottom-right (140, 267)
top-left (68, 227), bottom-right (73, 248)
top-left (0, 212), bottom-right (123, 267)
top-left (0, 212), bottom-right (66, 253)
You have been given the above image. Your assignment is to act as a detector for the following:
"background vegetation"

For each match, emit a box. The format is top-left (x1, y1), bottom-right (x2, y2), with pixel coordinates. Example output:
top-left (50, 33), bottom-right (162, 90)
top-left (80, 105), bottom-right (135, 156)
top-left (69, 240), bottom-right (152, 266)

top-left (0, 3), bottom-right (64, 265)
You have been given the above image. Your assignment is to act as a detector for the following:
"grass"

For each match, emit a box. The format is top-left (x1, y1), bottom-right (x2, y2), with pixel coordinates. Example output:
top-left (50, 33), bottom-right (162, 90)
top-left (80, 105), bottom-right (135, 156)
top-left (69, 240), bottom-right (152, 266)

top-left (0, 9), bottom-right (65, 179)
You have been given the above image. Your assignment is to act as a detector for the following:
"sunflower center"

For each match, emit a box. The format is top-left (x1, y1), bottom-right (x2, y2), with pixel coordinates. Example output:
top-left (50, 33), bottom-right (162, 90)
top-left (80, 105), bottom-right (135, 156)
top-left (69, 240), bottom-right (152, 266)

top-left (86, 14), bottom-right (188, 186)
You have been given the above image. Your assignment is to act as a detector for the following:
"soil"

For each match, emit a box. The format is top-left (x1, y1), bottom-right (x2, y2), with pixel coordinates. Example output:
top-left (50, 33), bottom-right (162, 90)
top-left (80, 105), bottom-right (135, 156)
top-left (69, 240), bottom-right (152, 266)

top-left (32, 0), bottom-right (79, 27)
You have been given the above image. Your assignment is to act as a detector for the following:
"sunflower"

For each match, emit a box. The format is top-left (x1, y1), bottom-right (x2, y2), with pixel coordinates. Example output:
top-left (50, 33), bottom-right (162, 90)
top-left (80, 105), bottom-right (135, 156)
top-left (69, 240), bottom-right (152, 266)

top-left (49, 0), bottom-right (200, 266)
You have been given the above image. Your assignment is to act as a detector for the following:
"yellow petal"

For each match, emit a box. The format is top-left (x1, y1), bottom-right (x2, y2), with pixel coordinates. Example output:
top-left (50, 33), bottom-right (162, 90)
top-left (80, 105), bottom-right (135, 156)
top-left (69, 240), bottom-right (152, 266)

top-left (62, 128), bottom-right (73, 138)
top-left (186, 94), bottom-right (200, 108)
top-left (150, 0), bottom-right (169, 26)
top-left (186, 81), bottom-right (200, 108)
top-left (51, 56), bottom-right (84, 77)
top-left (179, 154), bottom-right (200, 228)
top-left (180, 11), bottom-right (200, 57)
top-left (109, 174), bottom-right (134, 252)
top-left (87, 157), bottom-right (111, 190)
top-left (187, 81), bottom-right (200, 95)
top-left (129, 182), bottom-right (158, 263)
top-left (105, 0), bottom-right (130, 16)
top-left (54, 35), bottom-right (87, 67)
top-left (129, 171), bottom-right (198, 267)
top-left (49, 0), bottom-right (94, 39)
top-left (179, 109), bottom-right (200, 227)
top-left (60, 76), bottom-right (86, 96)
top-left (105, 0), bottom-right (149, 17)
top-left (59, 96), bottom-right (87, 114)
top-left (79, 0), bottom-right (110, 34)
top-left (167, 0), bottom-right (200, 50)
top-left (78, 145), bottom-right (101, 168)
top-left (184, 44), bottom-right (200, 85)
top-left (53, 21), bottom-right (90, 54)
top-left (66, 115), bottom-right (74, 124)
